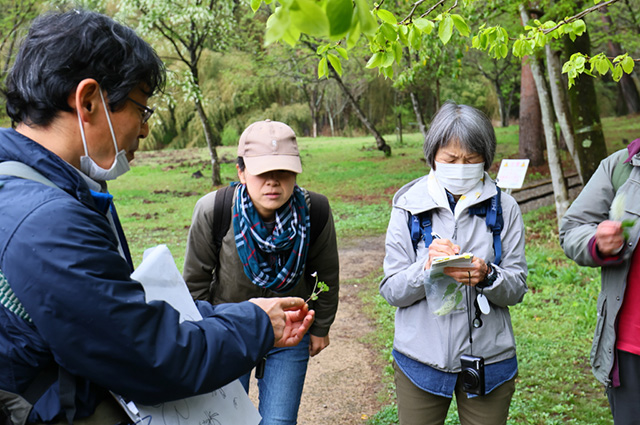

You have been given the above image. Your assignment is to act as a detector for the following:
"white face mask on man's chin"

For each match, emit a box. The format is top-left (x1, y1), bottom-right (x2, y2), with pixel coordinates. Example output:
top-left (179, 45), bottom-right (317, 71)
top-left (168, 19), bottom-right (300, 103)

top-left (433, 161), bottom-right (485, 195)
top-left (77, 89), bottom-right (131, 181)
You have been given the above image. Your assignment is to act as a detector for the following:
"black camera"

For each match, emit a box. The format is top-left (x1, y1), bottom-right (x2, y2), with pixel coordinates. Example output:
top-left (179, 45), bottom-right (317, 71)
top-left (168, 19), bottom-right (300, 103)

top-left (460, 354), bottom-right (485, 396)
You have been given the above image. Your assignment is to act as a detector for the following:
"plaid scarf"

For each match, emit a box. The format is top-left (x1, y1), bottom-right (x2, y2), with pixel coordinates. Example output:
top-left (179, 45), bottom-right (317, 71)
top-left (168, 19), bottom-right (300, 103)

top-left (233, 183), bottom-right (310, 293)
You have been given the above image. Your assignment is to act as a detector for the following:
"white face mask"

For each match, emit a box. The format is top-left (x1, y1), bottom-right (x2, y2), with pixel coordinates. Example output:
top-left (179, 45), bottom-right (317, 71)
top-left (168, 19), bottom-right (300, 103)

top-left (434, 161), bottom-right (485, 195)
top-left (78, 89), bottom-right (131, 181)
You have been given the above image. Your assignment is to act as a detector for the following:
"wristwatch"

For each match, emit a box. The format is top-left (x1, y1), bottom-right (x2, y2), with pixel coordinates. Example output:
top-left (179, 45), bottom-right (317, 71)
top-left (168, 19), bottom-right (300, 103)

top-left (478, 263), bottom-right (498, 288)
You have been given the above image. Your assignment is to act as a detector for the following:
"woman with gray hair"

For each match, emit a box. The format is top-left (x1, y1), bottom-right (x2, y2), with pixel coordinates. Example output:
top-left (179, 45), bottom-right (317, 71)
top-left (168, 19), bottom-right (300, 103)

top-left (380, 101), bottom-right (528, 424)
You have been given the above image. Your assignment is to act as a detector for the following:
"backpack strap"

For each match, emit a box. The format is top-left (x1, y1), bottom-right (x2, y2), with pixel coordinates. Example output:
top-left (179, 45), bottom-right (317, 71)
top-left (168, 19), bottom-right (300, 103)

top-left (612, 154), bottom-right (633, 192)
top-left (307, 191), bottom-right (330, 245)
top-left (487, 189), bottom-right (503, 265)
top-left (211, 185), bottom-right (236, 253)
top-left (468, 189), bottom-right (503, 265)
top-left (409, 211), bottom-right (433, 252)
top-left (0, 161), bottom-right (57, 189)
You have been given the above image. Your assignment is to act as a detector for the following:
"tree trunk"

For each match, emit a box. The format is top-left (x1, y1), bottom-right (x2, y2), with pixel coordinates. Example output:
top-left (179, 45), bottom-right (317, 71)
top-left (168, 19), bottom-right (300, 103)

top-left (195, 98), bottom-right (222, 185)
top-left (409, 91), bottom-right (428, 140)
top-left (518, 56), bottom-right (545, 166)
top-left (189, 57), bottom-right (221, 185)
top-left (404, 50), bottom-right (428, 139)
top-left (495, 80), bottom-right (508, 128)
top-left (545, 44), bottom-right (582, 183)
top-left (475, 59), bottom-right (512, 128)
top-left (506, 77), bottom-right (517, 127)
top-left (564, 30), bottom-right (608, 182)
top-left (600, 8), bottom-right (640, 114)
top-left (325, 103), bottom-right (335, 137)
top-left (520, 5), bottom-right (570, 223)
top-left (302, 83), bottom-right (323, 138)
top-left (330, 68), bottom-right (391, 156)
top-left (310, 99), bottom-right (318, 138)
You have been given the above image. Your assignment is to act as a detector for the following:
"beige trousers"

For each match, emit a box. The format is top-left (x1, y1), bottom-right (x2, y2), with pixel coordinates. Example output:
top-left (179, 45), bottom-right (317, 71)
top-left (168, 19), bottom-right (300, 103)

top-left (394, 361), bottom-right (516, 425)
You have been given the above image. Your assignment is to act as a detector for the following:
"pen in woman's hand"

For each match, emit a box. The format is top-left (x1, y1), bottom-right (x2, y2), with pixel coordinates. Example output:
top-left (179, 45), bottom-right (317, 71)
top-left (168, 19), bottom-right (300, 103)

top-left (431, 232), bottom-right (442, 240)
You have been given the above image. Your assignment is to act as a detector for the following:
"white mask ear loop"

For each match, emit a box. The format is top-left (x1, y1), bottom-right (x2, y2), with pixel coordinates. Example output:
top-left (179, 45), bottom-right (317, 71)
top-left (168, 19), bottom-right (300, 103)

top-left (77, 107), bottom-right (89, 155)
top-left (98, 89), bottom-right (119, 155)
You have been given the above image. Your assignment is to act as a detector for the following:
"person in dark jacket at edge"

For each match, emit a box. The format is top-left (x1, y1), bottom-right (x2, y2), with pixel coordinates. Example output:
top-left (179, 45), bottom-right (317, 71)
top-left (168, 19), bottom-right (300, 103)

top-left (0, 9), bottom-right (314, 425)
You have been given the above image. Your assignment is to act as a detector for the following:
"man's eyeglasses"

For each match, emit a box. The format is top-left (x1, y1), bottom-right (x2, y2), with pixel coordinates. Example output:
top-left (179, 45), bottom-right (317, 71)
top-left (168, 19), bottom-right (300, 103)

top-left (127, 97), bottom-right (155, 124)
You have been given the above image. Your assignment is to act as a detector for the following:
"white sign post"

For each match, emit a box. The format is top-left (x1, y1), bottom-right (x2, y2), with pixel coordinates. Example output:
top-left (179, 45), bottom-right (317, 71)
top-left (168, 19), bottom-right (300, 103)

top-left (495, 159), bottom-right (530, 194)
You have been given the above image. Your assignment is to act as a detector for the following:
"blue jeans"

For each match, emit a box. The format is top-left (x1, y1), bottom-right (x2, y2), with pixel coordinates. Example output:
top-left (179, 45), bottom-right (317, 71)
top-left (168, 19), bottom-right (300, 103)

top-left (239, 333), bottom-right (310, 425)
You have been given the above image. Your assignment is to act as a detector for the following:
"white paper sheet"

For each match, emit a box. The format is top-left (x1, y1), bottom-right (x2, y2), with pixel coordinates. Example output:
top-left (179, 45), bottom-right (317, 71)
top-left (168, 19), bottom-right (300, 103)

top-left (119, 244), bottom-right (261, 425)
top-left (132, 244), bottom-right (202, 322)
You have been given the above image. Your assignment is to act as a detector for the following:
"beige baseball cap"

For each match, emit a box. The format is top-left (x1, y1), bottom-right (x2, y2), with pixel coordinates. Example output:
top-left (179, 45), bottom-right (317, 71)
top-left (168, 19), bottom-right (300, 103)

top-left (237, 119), bottom-right (303, 175)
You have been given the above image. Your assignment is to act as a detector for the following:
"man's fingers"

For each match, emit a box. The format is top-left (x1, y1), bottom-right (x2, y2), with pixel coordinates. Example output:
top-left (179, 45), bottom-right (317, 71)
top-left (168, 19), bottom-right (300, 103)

top-left (285, 307), bottom-right (310, 323)
top-left (279, 297), bottom-right (308, 311)
top-left (274, 310), bottom-right (315, 348)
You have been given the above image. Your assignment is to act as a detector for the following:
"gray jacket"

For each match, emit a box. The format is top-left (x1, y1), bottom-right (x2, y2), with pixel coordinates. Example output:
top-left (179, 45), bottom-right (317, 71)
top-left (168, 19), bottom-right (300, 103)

top-left (559, 148), bottom-right (640, 386)
top-left (183, 187), bottom-right (340, 337)
top-left (380, 172), bottom-right (528, 372)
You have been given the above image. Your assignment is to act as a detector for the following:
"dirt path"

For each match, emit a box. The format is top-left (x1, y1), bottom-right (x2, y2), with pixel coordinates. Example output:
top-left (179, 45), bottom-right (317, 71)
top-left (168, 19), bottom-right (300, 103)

top-left (248, 235), bottom-right (389, 424)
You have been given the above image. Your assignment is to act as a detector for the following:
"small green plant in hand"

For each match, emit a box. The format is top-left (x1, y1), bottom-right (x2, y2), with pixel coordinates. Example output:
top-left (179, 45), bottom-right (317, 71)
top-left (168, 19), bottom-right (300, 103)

top-left (621, 219), bottom-right (636, 240)
top-left (306, 271), bottom-right (329, 303)
top-left (610, 193), bottom-right (637, 239)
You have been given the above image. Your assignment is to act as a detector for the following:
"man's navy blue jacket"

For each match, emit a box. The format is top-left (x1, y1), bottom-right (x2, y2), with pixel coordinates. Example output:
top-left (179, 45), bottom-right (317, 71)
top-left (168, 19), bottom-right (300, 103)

top-left (0, 128), bottom-right (273, 422)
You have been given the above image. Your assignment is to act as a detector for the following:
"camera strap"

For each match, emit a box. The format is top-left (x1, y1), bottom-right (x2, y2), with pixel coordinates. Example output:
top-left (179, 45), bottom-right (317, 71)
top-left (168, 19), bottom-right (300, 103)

top-left (466, 275), bottom-right (474, 353)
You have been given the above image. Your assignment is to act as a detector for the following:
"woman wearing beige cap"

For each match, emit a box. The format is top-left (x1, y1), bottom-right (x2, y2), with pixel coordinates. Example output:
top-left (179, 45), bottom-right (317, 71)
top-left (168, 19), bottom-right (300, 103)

top-left (183, 120), bottom-right (340, 425)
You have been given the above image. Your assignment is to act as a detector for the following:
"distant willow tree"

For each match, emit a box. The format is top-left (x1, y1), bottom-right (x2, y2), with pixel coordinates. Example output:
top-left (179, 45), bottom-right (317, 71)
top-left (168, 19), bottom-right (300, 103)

top-left (117, 0), bottom-right (237, 185)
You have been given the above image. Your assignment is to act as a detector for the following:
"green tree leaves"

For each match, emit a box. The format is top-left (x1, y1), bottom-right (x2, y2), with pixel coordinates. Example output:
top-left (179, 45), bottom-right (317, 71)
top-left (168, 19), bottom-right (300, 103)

top-left (473, 25), bottom-right (509, 59)
top-left (413, 18), bottom-right (434, 34)
top-left (290, 0), bottom-right (328, 37)
top-left (252, 0), bottom-right (637, 87)
top-left (438, 15), bottom-right (454, 44)
top-left (562, 52), bottom-right (635, 88)
top-left (326, 0), bottom-right (353, 37)
top-left (376, 9), bottom-right (396, 25)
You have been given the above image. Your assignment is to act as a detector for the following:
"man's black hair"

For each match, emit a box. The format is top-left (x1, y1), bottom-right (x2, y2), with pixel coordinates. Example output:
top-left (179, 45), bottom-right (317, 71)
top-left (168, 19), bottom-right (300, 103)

top-left (4, 9), bottom-right (166, 126)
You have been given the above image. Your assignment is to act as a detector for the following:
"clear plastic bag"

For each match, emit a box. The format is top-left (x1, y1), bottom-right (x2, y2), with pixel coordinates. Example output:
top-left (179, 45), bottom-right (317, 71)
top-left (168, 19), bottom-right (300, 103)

top-left (424, 278), bottom-right (465, 316)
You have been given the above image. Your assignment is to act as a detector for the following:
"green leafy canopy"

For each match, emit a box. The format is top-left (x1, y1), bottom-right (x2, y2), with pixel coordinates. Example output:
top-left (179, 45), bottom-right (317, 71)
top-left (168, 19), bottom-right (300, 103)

top-left (250, 0), bottom-right (637, 86)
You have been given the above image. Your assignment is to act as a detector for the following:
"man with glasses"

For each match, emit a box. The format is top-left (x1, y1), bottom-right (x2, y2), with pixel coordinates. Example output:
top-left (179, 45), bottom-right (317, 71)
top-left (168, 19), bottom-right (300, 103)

top-left (0, 10), bottom-right (313, 425)
top-left (127, 97), bottom-right (155, 124)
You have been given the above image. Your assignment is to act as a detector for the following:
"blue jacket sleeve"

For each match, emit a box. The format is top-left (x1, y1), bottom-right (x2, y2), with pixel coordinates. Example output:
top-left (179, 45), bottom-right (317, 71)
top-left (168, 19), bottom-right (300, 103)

top-left (2, 195), bottom-right (273, 405)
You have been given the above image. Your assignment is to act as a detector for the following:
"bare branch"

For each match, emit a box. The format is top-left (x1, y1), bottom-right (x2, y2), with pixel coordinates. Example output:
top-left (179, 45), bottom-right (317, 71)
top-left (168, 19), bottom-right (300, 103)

top-left (139, 7), bottom-right (192, 62)
top-left (443, 0), bottom-right (459, 16)
top-left (538, 0), bottom-right (621, 35)
top-left (399, 0), bottom-right (429, 25)
top-left (153, 22), bottom-right (192, 66)
top-left (419, 0), bottom-right (447, 20)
